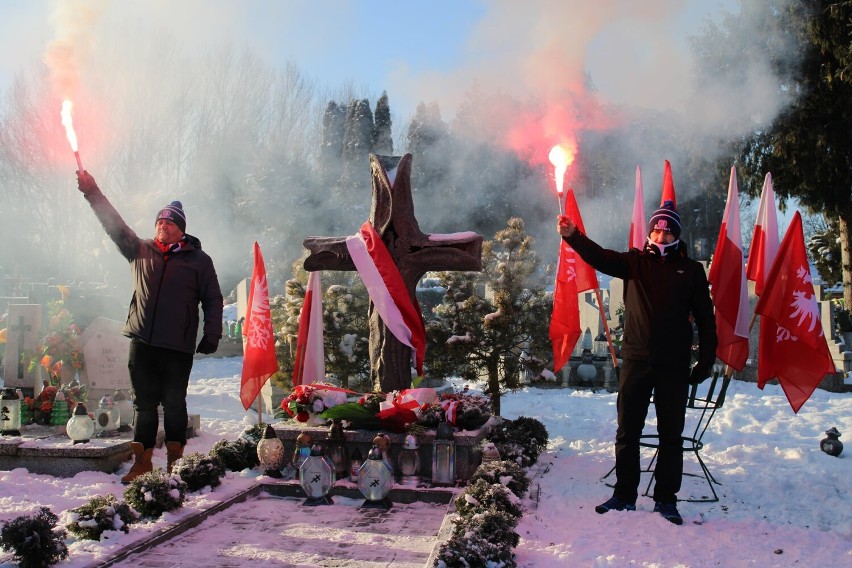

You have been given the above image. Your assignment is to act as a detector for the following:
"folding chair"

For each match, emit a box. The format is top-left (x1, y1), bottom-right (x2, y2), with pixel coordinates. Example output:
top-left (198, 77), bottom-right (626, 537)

top-left (601, 367), bottom-right (732, 503)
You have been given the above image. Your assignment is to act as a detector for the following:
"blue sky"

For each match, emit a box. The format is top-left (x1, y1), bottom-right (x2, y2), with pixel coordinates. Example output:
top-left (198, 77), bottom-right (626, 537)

top-left (0, 0), bottom-right (740, 121)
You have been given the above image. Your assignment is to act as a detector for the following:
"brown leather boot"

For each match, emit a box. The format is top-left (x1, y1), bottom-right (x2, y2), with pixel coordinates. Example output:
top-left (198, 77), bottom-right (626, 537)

top-left (121, 442), bottom-right (153, 484)
top-left (166, 441), bottom-right (184, 473)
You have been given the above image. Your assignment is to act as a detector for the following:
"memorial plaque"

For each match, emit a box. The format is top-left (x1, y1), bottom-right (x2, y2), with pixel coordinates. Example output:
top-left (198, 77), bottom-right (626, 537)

top-left (80, 317), bottom-right (131, 393)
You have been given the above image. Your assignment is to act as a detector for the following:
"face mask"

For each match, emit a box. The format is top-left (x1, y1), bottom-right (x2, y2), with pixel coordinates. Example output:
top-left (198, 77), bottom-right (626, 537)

top-left (645, 237), bottom-right (680, 257)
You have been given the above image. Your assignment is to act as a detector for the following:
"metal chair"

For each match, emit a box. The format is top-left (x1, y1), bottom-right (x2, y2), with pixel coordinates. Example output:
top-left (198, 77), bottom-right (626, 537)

top-left (601, 367), bottom-right (732, 502)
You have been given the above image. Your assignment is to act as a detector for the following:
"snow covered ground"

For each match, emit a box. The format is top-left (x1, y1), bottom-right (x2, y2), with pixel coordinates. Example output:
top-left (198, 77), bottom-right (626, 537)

top-left (1, 355), bottom-right (850, 567)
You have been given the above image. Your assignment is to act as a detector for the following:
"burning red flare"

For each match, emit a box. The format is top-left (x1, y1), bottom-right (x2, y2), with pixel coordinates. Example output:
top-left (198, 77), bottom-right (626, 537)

top-left (60, 99), bottom-right (83, 171)
top-left (549, 143), bottom-right (577, 213)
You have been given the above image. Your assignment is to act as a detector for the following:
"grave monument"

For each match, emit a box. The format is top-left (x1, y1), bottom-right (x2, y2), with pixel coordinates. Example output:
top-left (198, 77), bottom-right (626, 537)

top-left (303, 154), bottom-right (483, 392)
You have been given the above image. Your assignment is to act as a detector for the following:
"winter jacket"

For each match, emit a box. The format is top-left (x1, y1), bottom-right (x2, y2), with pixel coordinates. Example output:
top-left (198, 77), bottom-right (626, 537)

top-left (565, 232), bottom-right (717, 375)
top-left (83, 188), bottom-right (223, 354)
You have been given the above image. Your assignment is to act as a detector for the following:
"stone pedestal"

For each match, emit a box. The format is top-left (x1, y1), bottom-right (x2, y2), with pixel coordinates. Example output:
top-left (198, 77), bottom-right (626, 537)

top-left (0, 425), bottom-right (132, 477)
top-left (270, 422), bottom-right (489, 483)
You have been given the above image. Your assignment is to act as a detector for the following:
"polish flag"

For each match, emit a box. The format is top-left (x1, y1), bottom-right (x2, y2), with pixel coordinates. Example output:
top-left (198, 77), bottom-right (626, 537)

top-left (240, 242), bottom-right (280, 409)
top-left (755, 212), bottom-right (837, 413)
top-left (746, 173), bottom-right (780, 296)
top-left (551, 189), bottom-right (599, 372)
top-left (628, 166), bottom-right (646, 250)
top-left (346, 221), bottom-right (425, 375)
top-left (660, 160), bottom-right (677, 208)
top-left (708, 167), bottom-right (750, 371)
top-left (291, 270), bottom-right (325, 387)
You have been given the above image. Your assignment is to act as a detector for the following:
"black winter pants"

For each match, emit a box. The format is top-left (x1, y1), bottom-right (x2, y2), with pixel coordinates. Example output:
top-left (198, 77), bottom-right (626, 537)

top-left (127, 339), bottom-right (194, 449)
top-left (613, 358), bottom-right (689, 504)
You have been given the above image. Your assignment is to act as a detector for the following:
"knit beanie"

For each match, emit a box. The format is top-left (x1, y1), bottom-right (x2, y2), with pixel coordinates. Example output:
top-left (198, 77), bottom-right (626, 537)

top-left (648, 200), bottom-right (681, 239)
top-left (155, 201), bottom-right (186, 233)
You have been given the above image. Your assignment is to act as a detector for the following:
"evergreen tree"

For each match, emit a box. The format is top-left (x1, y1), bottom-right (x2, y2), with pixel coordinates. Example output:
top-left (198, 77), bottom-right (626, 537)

top-left (341, 98), bottom-right (375, 195)
top-left (425, 218), bottom-right (551, 415)
top-left (319, 101), bottom-right (346, 188)
top-left (372, 91), bottom-right (394, 156)
top-left (407, 101), bottom-right (449, 190)
top-left (701, 1), bottom-right (852, 306)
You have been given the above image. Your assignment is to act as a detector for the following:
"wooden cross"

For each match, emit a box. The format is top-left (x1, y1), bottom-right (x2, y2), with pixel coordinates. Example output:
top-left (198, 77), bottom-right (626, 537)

top-left (304, 154), bottom-right (483, 392)
top-left (10, 315), bottom-right (31, 379)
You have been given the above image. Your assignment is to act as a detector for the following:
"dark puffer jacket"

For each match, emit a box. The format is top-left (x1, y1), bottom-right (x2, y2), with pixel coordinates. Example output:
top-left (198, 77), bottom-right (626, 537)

top-left (83, 188), bottom-right (223, 354)
top-left (565, 231), bottom-right (717, 375)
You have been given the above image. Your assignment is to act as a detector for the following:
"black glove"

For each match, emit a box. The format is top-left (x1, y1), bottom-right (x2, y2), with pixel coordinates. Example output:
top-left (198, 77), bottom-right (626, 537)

top-left (689, 365), bottom-right (711, 385)
top-left (77, 170), bottom-right (99, 195)
top-left (196, 335), bottom-right (219, 354)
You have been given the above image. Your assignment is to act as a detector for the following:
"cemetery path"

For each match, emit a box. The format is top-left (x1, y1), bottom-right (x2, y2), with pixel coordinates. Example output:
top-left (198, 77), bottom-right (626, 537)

top-left (106, 490), bottom-right (451, 567)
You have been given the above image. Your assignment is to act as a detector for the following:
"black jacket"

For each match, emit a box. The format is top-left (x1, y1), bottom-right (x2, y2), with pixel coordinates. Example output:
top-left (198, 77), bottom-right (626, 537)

top-left (84, 188), bottom-right (223, 354)
top-left (565, 232), bottom-right (717, 374)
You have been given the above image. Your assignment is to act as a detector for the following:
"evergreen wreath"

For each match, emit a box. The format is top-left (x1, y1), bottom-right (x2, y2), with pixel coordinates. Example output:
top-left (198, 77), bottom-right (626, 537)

top-left (123, 470), bottom-right (187, 518)
top-left (454, 479), bottom-right (523, 521)
top-left (468, 458), bottom-right (531, 498)
top-left (63, 494), bottom-right (137, 541)
top-left (487, 416), bottom-right (549, 468)
top-left (0, 507), bottom-right (69, 568)
top-left (172, 451), bottom-right (226, 492)
top-left (209, 437), bottom-right (260, 472)
top-left (435, 531), bottom-right (516, 568)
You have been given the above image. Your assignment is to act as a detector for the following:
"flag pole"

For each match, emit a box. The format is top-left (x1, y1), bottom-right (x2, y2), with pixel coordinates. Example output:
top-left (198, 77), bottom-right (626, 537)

top-left (594, 288), bottom-right (619, 368)
top-left (257, 395), bottom-right (262, 426)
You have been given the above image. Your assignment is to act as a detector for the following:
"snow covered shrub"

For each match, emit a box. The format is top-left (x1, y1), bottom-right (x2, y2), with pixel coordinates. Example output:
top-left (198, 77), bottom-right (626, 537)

top-left (452, 507), bottom-right (520, 548)
top-left (454, 479), bottom-right (523, 521)
top-left (123, 470), bottom-right (187, 518)
top-left (172, 452), bottom-right (226, 492)
top-left (487, 416), bottom-right (549, 468)
top-left (64, 494), bottom-right (137, 540)
top-left (209, 437), bottom-right (259, 471)
top-left (469, 459), bottom-right (530, 498)
top-left (239, 423), bottom-right (265, 445)
top-left (0, 507), bottom-right (68, 568)
top-left (434, 532), bottom-right (516, 568)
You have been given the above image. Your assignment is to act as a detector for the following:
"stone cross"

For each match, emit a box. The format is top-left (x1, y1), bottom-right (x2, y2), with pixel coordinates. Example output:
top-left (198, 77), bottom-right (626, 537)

top-left (10, 316), bottom-right (31, 379)
top-left (303, 153), bottom-right (483, 392)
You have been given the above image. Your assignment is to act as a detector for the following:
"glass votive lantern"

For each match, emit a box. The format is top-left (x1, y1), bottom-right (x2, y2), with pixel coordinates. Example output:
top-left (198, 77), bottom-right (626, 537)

top-left (94, 394), bottom-right (119, 437)
top-left (67, 402), bottom-right (95, 444)
top-left (357, 444), bottom-right (393, 509)
top-left (299, 443), bottom-right (336, 505)
top-left (432, 421), bottom-right (456, 486)
top-left (397, 434), bottom-right (421, 487)
top-left (113, 390), bottom-right (134, 432)
top-left (292, 431), bottom-right (313, 475)
top-left (325, 419), bottom-right (349, 479)
top-left (256, 424), bottom-right (285, 477)
top-left (0, 388), bottom-right (22, 436)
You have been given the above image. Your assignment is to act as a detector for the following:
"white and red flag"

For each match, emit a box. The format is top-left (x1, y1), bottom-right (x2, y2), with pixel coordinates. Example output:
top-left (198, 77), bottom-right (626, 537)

top-left (240, 242), bottom-right (280, 410)
top-left (550, 189), bottom-right (599, 372)
top-left (754, 212), bottom-right (837, 413)
top-left (628, 166), bottom-right (646, 249)
top-left (660, 160), bottom-right (677, 208)
top-left (346, 221), bottom-right (426, 375)
top-left (708, 166), bottom-right (750, 372)
top-left (746, 172), bottom-right (780, 296)
top-left (292, 270), bottom-right (325, 387)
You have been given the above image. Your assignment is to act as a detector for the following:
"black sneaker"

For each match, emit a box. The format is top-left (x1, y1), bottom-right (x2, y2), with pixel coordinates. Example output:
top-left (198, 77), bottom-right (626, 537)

top-left (654, 501), bottom-right (683, 525)
top-left (595, 496), bottom-right (636, 514)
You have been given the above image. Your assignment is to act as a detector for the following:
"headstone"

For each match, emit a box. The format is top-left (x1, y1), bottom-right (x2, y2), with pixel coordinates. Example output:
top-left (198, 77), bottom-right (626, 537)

top-left (0, 297), bottom-right (29, 317)
top-left (80, 317), bottom-right (131, 402)
top-left (2, 304), bottom-right (41, 390)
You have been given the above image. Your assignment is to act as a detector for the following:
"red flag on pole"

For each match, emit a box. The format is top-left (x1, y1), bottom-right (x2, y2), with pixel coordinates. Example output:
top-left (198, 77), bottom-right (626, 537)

top-left (708, 166), bottom-right (750, 371)
top-left (551, 189), bottom-right (599, 371)
top-left (240, 242), bottom-right (280, 410)
top-left (564, 189), bottom-right (599, 293)
top-left (746, 173), bottom-right (780, 296)
top-left (754, 212), bottom-right (837, 413)
top-left (660, 160), bottom-right (677, 208)
top-left (629, 166), bottom-right (646, 250)
top-left (550, 238), bottom-right (581, 372)
top-left (292, 270), bottom-right (325, 387)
